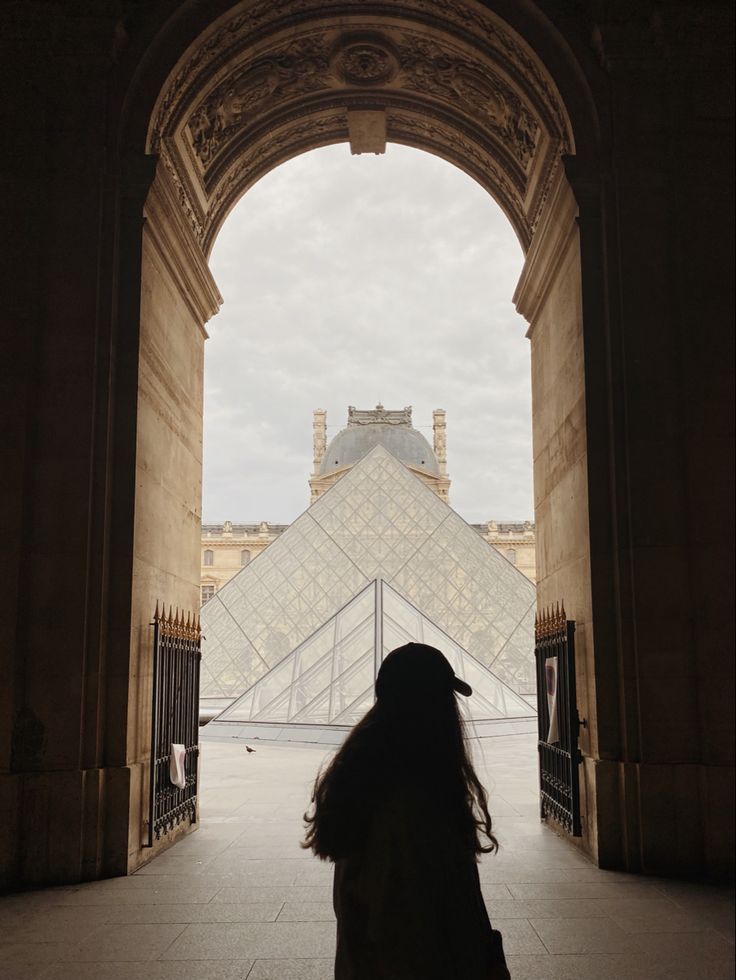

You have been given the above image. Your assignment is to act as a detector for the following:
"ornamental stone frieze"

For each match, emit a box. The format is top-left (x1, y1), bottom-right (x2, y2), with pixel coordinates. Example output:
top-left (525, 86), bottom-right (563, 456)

top-left (148, 0), bottom-right (571, 254)
top-left (184, 29), bottom-right (540, 177)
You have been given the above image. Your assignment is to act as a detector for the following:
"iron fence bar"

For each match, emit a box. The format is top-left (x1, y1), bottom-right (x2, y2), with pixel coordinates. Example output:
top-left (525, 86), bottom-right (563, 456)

top-left (147, 612), bottom-right (160, 848)
top-left (145, 605), bottom-right (201, 847)
top-left (535, 604), bottom-right (582, 837)
top-left (565, 619), bottom-right (581, 835)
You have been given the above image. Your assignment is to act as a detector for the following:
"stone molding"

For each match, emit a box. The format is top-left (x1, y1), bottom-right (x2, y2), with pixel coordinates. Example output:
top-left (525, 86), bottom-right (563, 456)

top-left (143, 162), bottom-right (223, 330)
top-left (148, 0), bottom-right (570, 151)
top-left (512, 159), bottom-right (578, 331)
top-left (145, 2), bottom-right (572, 254)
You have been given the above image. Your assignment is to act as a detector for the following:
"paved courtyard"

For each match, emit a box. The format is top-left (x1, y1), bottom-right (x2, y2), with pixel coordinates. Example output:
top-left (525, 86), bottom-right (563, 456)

top-left (0, 732), bottom-right (733, 979)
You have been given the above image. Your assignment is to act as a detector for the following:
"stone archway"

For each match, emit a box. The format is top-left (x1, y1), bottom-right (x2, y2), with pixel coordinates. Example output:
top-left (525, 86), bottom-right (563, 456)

top-left (7, 0), bottom-right (730, 891)
top-left (125, 0), bottom-right (600, 875)
top-left (145, 5), bottom-right (573, 255)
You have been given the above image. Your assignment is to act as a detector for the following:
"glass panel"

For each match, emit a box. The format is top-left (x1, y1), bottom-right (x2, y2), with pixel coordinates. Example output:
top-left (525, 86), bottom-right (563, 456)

top-left (334, 618), bottom-right (374, 677)
top-left (252, 688), bottom-right (291, 722)
top-left (294, 621), bottom-right (335, 675)
top-left (289, 653), bottom-right (334, 718)
top-left (249, 656), bottom-right (295, 718)
top-left (382, 617), bottom-right (414, 655)
top-left (330, 652), bottom-right (374, 722)
top-left (332, 687), bottom-right (375, 726)
top-left (335, 585), bottom-right (375, 641)
top-left (462, 651), bottom-right (533, 719)
top-left (383, 587), bottom-right (421, 637)
top-left (220, 689), bottom-right (254, 722)
top-left (290, 688), bottom-right (331, 725)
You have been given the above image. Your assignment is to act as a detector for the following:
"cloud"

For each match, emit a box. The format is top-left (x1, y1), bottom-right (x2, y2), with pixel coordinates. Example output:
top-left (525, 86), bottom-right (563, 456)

top-left (204, 143), bottom-right (532, 524)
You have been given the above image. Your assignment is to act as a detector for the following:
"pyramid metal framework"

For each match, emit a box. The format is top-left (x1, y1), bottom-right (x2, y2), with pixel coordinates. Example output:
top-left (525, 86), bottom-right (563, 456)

top-left (215, 579), bottom-right (534, 727)
top-left (200, 446), bottom-right (537, 721)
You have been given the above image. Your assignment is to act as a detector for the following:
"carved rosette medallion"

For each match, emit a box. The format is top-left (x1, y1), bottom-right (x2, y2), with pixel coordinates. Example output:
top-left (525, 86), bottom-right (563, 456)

top-left (331, 34), bottom-right (399, 86)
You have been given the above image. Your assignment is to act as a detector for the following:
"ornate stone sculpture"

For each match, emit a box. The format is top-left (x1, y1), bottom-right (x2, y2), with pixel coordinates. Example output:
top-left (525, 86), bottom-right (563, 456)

top-left (331, 33), bottom-right (399, 85)
top-left (347, 404), bottom-right (413, 426)
top-left (148, 1), bottom-right (570, 254)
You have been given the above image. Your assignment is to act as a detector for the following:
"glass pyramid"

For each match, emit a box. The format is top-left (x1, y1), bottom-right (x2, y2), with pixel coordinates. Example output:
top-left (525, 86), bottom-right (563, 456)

top-left (201, 445), bottom-right (537, 704)
top-left (215, 580), bottom-right (533, 727)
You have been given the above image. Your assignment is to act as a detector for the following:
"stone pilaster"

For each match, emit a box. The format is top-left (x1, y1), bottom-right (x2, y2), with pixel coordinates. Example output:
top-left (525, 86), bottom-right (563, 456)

top-left (313, 410), bottom-right (327, 471)
top-left (432, 409), bottom-right (447, 475)
top-left (432, 409), bottom-right (451, 501)
top-left (309, 410), bottom-right (328, 502)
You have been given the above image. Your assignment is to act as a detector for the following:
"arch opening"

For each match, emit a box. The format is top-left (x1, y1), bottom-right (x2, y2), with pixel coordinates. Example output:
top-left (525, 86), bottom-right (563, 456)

top-left (198, 143), bottom-right (539, 721)
top-left (119, 0), bottom-right (607, 880)
top-left (4, 0), bottom-right (732, 896)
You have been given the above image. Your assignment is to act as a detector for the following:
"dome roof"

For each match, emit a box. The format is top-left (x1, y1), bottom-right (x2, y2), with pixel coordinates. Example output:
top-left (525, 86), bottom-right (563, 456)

top-left (320, 423), bottom-right (439, 476)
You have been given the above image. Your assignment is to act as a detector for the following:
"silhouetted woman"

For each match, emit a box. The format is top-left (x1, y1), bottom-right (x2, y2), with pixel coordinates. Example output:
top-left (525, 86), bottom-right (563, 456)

top-left (303, 642), bottom-right (510, 980)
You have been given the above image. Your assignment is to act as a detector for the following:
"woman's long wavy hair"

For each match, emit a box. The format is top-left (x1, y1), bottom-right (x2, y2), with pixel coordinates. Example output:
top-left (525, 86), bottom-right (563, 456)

top-left (302, 680), bottom-right (497, 861)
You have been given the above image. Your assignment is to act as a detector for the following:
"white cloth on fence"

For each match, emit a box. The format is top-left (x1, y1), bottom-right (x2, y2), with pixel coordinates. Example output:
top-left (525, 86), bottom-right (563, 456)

top-left (170, 743), bottom-right (187, 789)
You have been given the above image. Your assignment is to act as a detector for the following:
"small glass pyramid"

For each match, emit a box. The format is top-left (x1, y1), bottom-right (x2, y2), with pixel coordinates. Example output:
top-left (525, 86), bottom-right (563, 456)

top-left (215, 580), bottom-right (533, 726)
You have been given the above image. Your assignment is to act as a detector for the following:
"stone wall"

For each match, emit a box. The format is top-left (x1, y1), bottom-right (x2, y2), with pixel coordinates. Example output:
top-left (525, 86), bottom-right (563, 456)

top-left (514, 168), bottom-right (598, 857)
top-left (0, 0), bottom-right (732, 887)
top-left (125, 165), bottom-right (221, 870)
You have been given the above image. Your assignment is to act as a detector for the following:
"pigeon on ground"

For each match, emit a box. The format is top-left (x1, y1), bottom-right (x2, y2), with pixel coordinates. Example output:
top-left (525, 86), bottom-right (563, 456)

top-left (246, 745), bottom-right (256, 753)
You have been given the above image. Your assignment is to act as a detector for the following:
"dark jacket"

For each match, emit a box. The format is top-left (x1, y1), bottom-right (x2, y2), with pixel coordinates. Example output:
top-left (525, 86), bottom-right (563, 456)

top-left (332, 790), bottom-right (509, 980)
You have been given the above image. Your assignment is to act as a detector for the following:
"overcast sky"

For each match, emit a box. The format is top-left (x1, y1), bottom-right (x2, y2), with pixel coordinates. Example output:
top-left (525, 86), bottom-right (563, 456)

top-left (204, 143), bottom-right (533, 526)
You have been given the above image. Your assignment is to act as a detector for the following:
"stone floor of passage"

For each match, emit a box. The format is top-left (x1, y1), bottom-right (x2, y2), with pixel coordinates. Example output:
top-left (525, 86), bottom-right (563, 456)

top-left (0, 732), bottom-right (733, 980)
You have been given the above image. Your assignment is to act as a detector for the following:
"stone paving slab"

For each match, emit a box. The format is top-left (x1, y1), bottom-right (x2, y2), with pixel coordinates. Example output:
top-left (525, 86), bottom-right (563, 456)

top-left (0, 733), bottom-right (733, 979)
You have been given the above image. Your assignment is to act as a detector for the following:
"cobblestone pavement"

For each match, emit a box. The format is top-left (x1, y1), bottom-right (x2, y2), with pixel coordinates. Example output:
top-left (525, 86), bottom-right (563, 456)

top-left (0, 733), bottom-right (733, 979)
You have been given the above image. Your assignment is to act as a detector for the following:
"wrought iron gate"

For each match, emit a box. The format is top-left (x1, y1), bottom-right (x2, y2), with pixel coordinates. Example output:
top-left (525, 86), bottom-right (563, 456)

top-left (146, 604), bottom-right (201, 846)
top-left (535, 604), bottom-right (582, 836)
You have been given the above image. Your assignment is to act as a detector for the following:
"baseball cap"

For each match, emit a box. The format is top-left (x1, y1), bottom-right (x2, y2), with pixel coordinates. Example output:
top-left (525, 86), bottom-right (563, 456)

top-left (375, 642), bottom-right (472, 699)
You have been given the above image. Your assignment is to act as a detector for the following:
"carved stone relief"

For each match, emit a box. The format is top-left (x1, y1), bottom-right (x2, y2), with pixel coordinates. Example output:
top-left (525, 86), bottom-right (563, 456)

top-left (184, 26), bottom-right (539, 182)
top-left (187, 38), bottom-right (330, 167)
top-left (160, 145), bottom-right (205, 241)
top-left (395, 34), bottom-right (539, 168)
top-left (148, 1), bottom-right (570, 253)
top-left (528, 148), bottom-right (562, 235)
top-left (331, 33), bottom-right (400, 86)
top-left (348, 404), bottom-right (412, 426)
top-left (150, 0), bottom-right (569, 153)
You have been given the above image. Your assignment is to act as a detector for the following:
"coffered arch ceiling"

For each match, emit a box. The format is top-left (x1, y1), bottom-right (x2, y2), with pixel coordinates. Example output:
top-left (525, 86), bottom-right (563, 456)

top-left (147, 0), bottom-right (574, 255)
